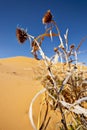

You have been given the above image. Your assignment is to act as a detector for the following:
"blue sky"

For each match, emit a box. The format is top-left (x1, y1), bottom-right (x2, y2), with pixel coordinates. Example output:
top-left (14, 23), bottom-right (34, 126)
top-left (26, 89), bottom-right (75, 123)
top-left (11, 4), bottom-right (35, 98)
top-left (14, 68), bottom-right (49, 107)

top-left (0, 0), bottom-right (87, 64)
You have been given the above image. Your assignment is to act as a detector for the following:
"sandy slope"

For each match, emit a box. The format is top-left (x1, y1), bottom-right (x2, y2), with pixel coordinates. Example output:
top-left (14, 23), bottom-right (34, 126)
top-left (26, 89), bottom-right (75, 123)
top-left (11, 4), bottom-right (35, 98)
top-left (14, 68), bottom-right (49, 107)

top-left (0, 56), bottom-right (43, 130)
top-left (0, 56), bottom-right (86, 130)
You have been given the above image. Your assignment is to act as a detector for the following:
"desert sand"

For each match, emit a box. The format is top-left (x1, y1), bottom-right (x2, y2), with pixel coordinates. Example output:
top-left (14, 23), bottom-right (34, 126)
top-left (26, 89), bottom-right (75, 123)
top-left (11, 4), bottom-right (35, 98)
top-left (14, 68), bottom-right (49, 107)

top-left (0, 56), bottom-right (61, 130)
top-left (0, 56), bottom-right (86, 130)
top-left (0, 56), bottom-right (44, 130)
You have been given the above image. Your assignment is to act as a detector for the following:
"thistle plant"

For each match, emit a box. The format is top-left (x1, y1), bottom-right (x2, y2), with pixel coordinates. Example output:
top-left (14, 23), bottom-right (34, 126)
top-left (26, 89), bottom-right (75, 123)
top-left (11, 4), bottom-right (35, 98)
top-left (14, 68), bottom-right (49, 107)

top-left (16, 10), bottom-right (87, 130)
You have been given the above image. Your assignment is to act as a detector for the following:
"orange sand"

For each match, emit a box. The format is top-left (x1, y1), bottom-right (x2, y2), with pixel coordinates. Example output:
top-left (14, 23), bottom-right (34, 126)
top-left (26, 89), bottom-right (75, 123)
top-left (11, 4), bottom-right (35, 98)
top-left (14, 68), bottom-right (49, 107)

top-left (0, 56), bottom-right (44, 130)
top-left (0, 56), bottom-right (86, 130)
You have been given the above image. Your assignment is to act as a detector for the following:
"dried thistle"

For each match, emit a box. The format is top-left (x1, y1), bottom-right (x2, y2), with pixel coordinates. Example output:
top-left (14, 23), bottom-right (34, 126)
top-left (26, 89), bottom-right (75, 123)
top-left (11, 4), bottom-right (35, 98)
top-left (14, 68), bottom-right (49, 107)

top-left (16, 10), bottom-right (87, 130)
top-left (16, 28), bottom-right (28, 43)
top-left (70, 44), bottom-right (75, 49)
top-left (42, 10), bottom-right (52, 24)
top-left (54, 47), bottom-right (58, 52)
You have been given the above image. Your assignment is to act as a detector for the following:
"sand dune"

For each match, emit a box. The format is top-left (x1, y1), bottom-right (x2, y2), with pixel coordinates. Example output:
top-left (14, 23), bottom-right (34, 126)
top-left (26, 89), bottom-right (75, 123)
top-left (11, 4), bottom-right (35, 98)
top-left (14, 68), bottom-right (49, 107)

top-left (0, 56), bottom-right (87, 130)
top-left (0, 56), bottom-right (43, 130)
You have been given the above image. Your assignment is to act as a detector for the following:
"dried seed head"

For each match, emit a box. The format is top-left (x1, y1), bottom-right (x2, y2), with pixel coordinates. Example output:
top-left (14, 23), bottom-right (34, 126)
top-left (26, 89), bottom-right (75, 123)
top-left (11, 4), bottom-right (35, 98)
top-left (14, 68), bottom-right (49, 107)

top-left (42, 10), bottom-right (52, 24)
top-left (54, 47), bottom-right (58, 52)
top-left (59, 44), bottom-right (65, 50)
top-left (16, 28), bottom-right (28, 44)
top-left (46, 75), bottom-right (51, 80)
top-left (70, 44), bottom-right (75, 49)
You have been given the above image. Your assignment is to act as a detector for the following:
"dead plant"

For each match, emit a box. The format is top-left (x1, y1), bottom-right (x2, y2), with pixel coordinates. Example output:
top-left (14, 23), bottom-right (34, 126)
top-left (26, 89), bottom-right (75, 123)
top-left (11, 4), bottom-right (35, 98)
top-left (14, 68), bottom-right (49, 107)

top-left (16, 10), bottom-right (87, 130)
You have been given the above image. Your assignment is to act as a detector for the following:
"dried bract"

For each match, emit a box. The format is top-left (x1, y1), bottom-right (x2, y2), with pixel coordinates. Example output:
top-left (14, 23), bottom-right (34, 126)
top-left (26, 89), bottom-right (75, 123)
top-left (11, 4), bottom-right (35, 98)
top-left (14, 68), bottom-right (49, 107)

top-left (16, 28), bottom-right (28, 43)
top-left (42, 10), bottom-right (52, 24)
top-left (31, 41), bottom-right (39, 52)
top-left (70, 44), bottom-right (75, 49)
top-left (54, 47), bottom-right (58, 52)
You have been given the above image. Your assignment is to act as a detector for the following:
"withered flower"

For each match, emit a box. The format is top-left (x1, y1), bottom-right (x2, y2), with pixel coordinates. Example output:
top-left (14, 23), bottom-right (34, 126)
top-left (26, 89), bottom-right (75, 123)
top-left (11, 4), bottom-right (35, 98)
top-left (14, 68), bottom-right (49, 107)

top-left (16, 28), bottom-right (28, 44)
top-left (70, 44), bottom-right (75, 49)
top-left (54, 47), bottom-right (58, 52)
top-left (42, 10), bottom-right (52, 24)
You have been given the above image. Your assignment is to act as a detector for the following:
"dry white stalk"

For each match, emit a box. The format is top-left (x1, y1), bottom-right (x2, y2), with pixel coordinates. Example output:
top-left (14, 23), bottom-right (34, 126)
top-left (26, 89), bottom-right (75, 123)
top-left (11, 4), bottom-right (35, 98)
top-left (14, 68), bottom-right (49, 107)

top-left (34, 39), bottom-right (47, 63)
top-left (64, 29), bottom-right (68, 51)
top-left (64, 52), bottom-right (69, 64)
top-left (57, 51), bottom-right (63, 64)
top-left (28, 34), bottom-right (48, 66)
top-left (52, 53), bottom-right (59, 64)
top-left (74, 51), bottom-right (78, 66)
top-left (65, 29), bottom-right (68, 42)
top-left (60, 97), bottom-right (87, 117)
top-left (29, 88), bottom-right (46, 130)
top-left (82, 80), bottom-right (87, 84)
top-left (50, 30), bottom-right (53, 41)
top-left (59, 35), bottom-right (64, 47)
top-left (75, 97), bottom-right (87, 105)
top-left (53, 21), bottom-right (65, 49)
top-left (76, 125), bottom-right (84, 130)
top-left (74, 50), bottom-right (79, 86)
top-left (58, 67), bottom-right (75, 93)
top-left (61, 97), bottom-right (87, 108)
top-left (32, 37), bottom-right (58, 90)
top-left (28, 36), bottom-right (32, 48)
top-left (72, 105), bottom-right (87, 116)
top-left (48, 92), bottom-right (57, 102)
top-left (63, 72), bottom-right (72, 85)
top-left (45, 56), bottom-right (50, 62)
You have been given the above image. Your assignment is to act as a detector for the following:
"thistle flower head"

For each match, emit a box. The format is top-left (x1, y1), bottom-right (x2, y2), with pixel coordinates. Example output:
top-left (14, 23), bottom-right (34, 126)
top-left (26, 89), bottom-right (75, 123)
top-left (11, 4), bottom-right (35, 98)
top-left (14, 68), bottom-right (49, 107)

top-left (54, 47), bottom-right (58, 52)
top-left (70, 44), bottom-right (75, 49)
top-left (42, 10), bottom-right (52, 24)
top-left (16, 28), bottom-right (28, 44)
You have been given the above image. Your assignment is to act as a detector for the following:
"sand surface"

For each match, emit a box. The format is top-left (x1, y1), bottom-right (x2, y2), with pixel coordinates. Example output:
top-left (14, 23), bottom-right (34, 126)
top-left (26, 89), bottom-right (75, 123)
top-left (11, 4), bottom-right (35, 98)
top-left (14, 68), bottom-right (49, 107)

top-left (0, 56), bottom-right (87, 130)
top-left (0, 56), bottom-right (44, 130)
